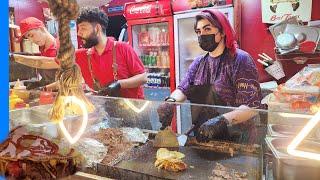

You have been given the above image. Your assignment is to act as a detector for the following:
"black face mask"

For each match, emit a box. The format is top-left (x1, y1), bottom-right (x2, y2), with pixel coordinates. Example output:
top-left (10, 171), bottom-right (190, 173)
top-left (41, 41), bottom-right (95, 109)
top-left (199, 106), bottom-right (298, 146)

top-left (82, 31), bottom-right (99, 48)
top-left (198, 33), bottom-right (219, 52)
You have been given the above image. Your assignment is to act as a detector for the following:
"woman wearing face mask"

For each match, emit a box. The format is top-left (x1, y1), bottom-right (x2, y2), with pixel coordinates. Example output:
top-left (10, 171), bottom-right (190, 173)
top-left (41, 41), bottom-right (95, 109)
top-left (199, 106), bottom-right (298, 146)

top-left (157, 9), bottom-right (264, 144)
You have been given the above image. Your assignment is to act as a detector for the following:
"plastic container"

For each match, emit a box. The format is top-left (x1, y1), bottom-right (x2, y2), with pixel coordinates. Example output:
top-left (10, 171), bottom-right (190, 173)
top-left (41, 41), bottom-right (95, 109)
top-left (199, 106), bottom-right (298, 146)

top-left (14, 102), bottom-right (27, 109)
top-left (39, 91), bottom-right (54, 105)
top-left (267, 93), bottom-right (311, 126)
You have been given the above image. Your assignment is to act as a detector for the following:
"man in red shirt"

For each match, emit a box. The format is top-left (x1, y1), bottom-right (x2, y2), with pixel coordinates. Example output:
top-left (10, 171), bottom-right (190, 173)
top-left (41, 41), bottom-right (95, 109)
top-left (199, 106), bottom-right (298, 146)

top-left (12, 17), bottom-right (59, 89)
top-left (13, 9), bottom-right (147, 99)
top-left (76, 7), bottom-right (147, 99)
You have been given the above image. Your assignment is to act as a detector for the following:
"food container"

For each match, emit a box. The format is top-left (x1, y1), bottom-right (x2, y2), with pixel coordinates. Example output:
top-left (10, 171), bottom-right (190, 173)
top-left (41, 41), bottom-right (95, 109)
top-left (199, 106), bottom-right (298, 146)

top-left (266, 137), bottom-right (320, 180)
top-left (39, 91), bottom-right (54, 105)
top-left (267, 124), bottom-right (320, 140)
top-left (267, 124), bottom-right (303, 137)
top-left (266, 93), bottom-right (312, 125)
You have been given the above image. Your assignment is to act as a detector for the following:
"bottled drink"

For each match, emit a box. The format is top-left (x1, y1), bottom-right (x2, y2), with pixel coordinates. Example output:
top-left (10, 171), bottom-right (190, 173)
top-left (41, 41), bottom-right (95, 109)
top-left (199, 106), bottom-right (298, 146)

top-left (160, 51), bottom-right (165, 67)
top-left (156, 52), bottom-right (161, 67)
top-left (146, 73), bottom-right (151, 86)
top-left (165, 51), bottom-right (170, 67)
top-left (149, 55), bottom-right (153, 66)
top-left (151, 52), bottom-right (156, 66)
top-left (139, 25), bottom-right (149, 46)
top-left (152, 52), bottom-right (157, 66)
top-left (156, 73), bottom-right (161, 87)
top-left (151, 73), bottom-right (156, 86)
top-left (144, 55), bottom-right (149, 66)
top-left (160, 28), bottom-right (168, 45)
top-left (140, 55), bottom-right (145, 65)
top-left (149, 52), bottom-right (153, 66)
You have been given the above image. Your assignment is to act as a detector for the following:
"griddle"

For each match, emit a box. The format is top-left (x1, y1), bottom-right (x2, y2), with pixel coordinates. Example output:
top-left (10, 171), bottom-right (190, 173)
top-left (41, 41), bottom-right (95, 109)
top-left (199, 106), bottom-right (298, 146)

top-left (95, 142), bottom-right (262, 180)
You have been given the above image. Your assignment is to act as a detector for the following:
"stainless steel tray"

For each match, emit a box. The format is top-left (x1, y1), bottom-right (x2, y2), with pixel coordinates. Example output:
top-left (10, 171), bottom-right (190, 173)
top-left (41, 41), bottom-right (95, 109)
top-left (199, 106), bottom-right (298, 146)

top-left (267, 124), bottom-right (303, 138)
top-left (265, 137), bottom-right (320, 180)
top-left (267, 124), bottom-right (320, 140)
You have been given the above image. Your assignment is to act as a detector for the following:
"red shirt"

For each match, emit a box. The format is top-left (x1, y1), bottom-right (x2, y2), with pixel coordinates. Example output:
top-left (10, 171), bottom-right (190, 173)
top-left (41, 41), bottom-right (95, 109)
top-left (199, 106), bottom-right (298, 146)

top-left (38, 38), bottom-right (59, 82)
top-left (40, 38), bottom-right (59, 57)
top-left (75, 37), bottom-right (145, 99)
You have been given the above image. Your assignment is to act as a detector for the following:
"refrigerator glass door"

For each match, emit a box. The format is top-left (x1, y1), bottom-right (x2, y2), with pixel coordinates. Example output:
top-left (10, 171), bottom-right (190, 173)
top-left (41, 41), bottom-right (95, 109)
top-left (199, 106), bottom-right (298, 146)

top-left (132, 22), bottom-right (171, 100)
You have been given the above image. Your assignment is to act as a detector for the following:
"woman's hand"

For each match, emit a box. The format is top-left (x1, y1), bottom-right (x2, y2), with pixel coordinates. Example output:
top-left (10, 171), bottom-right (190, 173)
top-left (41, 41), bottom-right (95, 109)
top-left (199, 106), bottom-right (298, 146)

top-left (195, 115), bottom-right (230, 142)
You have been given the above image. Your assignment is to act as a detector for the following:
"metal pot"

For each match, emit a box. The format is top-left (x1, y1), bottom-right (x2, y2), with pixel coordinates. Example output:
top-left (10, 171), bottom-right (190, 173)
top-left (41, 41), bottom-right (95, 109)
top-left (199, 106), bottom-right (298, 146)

top-left (266, 137), bottom-right (320, 180)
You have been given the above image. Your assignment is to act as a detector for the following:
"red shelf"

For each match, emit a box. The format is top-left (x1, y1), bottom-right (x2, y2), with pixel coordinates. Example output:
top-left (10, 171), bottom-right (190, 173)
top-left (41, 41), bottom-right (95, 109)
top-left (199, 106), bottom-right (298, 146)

top-left (144, 86), bottom-right (170, 89)
top-left (139, 44), bottom-right (170, 48)
top-left (144, 66), bottom-right (170, 69)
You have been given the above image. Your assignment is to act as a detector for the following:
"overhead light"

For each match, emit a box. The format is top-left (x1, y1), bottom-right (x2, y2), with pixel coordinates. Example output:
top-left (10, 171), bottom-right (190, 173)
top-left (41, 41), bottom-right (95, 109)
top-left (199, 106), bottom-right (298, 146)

top-left (287, 110), bottom-right (320, 161)
top-left (279, 112), bottom-right (313, 119)
top-left (123, 99), bottom-right (150, 113)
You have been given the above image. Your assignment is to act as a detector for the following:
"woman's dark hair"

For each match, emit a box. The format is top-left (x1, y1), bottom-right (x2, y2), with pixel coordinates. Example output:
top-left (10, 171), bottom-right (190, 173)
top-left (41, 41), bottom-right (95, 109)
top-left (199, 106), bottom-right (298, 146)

top-left (194, 13), bottom-right (223, 33)
top-left (77, 7), bottom-right (109, 34)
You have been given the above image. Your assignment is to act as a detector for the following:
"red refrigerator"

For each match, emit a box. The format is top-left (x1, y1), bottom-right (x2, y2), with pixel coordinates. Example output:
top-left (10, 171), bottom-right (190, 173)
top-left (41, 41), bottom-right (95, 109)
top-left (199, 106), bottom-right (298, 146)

top-left (124, 0), bottom-right (175, 101)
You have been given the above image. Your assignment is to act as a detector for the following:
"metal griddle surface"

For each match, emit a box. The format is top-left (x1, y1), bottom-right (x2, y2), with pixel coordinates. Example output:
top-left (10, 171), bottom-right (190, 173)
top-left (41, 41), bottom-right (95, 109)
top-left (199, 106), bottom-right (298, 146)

top-left (97, 146), bottom-right (261, 180)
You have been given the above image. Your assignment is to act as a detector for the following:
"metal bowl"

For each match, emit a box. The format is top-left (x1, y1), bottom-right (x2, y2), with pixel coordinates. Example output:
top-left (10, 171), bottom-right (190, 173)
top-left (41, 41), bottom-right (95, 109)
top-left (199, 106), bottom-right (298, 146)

top-left (276, 33), bottom-right (298, 50)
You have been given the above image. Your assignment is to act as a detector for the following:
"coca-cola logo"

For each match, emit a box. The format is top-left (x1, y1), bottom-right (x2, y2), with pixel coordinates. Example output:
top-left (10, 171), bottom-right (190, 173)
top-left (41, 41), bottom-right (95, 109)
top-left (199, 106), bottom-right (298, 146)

top-left (129, 4), bottom-right (152, 14)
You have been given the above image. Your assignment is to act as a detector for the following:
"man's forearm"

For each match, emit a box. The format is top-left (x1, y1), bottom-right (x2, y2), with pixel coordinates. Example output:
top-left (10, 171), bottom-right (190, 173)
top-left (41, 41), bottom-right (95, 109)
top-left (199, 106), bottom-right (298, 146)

top-left (45, 81), bottom-right (59, 91)
top-left (13, 54), bottom-right (60, 69)
top-left (118, 72), bottom-right (147, 88)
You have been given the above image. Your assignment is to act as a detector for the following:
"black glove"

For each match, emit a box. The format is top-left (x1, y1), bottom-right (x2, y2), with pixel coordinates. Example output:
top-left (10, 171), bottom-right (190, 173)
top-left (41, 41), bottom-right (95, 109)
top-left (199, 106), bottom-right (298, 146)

top-left (195, 115), bottom-right (230, 142)
top-left (26, 81), bottom-right (42, 90)
top-left (157, 97), bottom-right (176, 130)
top-left (26, 79), bottom-right (52, 90)
top-left (97, 81), bottom-right (121, 97)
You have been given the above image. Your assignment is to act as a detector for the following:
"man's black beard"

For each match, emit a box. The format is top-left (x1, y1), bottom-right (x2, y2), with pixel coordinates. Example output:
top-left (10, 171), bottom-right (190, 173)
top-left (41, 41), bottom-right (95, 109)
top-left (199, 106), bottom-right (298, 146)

top-left (82, 32), bottom-right (99, 48)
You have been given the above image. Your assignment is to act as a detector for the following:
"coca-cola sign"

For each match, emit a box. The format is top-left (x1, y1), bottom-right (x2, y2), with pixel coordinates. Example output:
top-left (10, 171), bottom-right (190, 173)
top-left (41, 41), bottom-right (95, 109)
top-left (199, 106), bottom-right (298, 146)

top-left (125, 1), bottom-right (172, 20)
top-left (129, 4), bottom-right (152, 15)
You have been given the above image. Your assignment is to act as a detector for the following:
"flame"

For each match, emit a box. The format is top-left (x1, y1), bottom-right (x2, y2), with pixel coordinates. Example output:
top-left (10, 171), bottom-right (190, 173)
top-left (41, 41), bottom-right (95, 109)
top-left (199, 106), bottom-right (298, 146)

top-left (123, 99), bottom-right (150, 113)
top-left (58, 96), bottom-right (88, 144)
top-left (287, 110), bottom-right (320, 161)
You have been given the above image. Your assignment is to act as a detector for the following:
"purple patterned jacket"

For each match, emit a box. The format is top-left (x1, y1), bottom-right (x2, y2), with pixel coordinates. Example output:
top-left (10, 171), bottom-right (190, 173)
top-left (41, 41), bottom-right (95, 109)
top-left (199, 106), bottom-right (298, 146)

top-left (178, 49), bottom-right (263, 109)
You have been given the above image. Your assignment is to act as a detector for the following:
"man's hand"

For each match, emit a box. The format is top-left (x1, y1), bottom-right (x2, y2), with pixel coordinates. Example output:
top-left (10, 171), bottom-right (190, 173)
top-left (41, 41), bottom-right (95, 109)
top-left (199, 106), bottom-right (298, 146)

top-left (97, 81), bottom-right (121, 97)
top-left (195, 115), bottom-right (230, 142)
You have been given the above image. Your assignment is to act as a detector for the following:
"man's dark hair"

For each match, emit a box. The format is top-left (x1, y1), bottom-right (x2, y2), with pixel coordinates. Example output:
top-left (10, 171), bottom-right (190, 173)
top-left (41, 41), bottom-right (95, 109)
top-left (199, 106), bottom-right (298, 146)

top-left (77, 7), bottom-right (109, 34)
